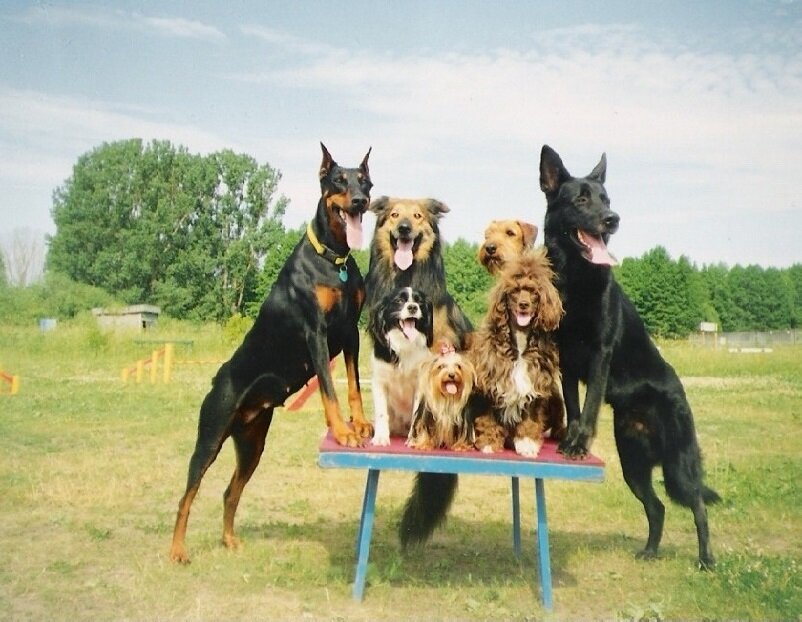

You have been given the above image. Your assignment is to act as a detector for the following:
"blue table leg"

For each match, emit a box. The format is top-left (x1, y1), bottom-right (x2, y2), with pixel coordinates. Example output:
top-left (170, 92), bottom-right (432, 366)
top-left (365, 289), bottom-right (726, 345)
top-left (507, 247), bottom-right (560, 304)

top-left (353, 469), bottom-right (380, 601)
top-left (511, 476), bottom-right (521, 558)
top-left (534, 477), bottom-right (553, 611)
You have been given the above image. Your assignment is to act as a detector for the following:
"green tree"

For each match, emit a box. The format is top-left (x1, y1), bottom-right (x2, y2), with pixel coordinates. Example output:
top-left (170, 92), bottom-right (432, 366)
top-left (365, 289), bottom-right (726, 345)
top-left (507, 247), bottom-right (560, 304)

top-left (616, 247), bottom-right (708, 338)
top-left (443, 238), bottom-right (493, 324)
top-left (48, 139), bottom-right (288, 321)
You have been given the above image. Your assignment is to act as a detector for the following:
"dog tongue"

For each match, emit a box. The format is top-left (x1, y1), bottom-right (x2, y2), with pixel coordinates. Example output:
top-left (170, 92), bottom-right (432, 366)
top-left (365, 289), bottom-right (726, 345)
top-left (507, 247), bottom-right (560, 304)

top-left (345, 212), bottom-right (363, 249)
top-left (394, 240), bottom-right (414, 270)
top-left (516, 313), bottom-right (533, 327)
top-left (579, 230), bottom-right (617, 266)
top-left (401, 318), bottom-right (418, 340)
top-left (445, 382), bottom-right (458, 395)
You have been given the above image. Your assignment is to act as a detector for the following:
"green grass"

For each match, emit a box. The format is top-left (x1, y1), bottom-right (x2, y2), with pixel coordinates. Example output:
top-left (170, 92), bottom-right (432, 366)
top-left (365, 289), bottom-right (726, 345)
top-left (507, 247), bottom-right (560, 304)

top-left (1, 322), bottom-right (800, 621)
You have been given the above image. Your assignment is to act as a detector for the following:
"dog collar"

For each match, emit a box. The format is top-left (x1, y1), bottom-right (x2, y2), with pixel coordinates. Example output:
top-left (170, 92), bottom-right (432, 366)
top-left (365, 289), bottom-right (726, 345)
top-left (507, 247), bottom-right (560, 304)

top-left (306, 222), bottom-right (350, 282)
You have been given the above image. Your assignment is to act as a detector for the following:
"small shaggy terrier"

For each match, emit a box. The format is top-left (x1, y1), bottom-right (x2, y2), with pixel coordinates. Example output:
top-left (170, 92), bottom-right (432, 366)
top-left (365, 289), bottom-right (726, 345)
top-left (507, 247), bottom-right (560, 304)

top-left (407, 346), bottom-right (475, 451)
top-left (471, 249), bottom-right (566, 457)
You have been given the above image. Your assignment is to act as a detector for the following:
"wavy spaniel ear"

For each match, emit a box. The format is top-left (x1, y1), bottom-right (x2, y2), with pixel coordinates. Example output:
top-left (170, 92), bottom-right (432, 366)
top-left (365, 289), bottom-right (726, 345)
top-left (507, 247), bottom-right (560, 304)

top-left (536, 278), bottom-right (564, 332)
top-left (366, 293), bottom-right (390, 345)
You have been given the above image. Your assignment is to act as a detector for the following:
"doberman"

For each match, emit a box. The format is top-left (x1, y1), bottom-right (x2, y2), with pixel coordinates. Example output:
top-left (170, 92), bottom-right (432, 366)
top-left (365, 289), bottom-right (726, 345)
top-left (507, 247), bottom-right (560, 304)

top-left (169, 143), bottom-right (374, 564)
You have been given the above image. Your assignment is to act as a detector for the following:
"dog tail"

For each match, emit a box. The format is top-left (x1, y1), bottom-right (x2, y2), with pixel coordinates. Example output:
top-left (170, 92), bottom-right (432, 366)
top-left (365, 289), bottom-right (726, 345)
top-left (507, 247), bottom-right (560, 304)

top-left (399, 472), bottom-right (458, 548)
top-left (702, 485), bottom-right (722, 504)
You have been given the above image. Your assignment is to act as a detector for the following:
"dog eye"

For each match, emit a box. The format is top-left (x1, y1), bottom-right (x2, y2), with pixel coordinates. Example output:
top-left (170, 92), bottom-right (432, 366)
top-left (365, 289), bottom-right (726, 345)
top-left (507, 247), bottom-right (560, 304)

top-left (414, 213), bottom-right (422, 220)
top-left (390, 211), bottom-right (399, 219)
top-left (506, 229), bottom-right (516, 236)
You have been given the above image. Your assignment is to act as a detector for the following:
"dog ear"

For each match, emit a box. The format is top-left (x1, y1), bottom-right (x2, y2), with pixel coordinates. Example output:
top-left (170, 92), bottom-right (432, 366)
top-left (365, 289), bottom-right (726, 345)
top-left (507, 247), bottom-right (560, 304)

top-left (424, 300), bottom-right (435, 348)
top-left (320, 142), bottom-right (336, 179)
top-left (588, 152), bottom-right (607, 184)
top-left (537, 280), bottom-right (565, 332)
top-left (539, 145), bottom-right (570, 195)
top-left (360, 147), bottom-right (372, 175)
top-left (426, 199), bottom-right (450, 219)
top-left (518, 221), bottom-right (538, 247)
top-left (369, 196), bottom-right (390, 217)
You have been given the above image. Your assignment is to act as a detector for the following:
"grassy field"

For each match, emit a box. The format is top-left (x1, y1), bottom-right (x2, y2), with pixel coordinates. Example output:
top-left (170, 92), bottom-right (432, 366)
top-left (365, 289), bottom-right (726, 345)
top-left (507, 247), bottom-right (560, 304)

top-left (0, 318), bottom-right (800, 621)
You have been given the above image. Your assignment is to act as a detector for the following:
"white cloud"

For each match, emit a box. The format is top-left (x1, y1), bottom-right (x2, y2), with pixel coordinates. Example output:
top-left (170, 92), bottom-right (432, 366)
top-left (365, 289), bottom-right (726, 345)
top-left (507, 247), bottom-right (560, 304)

top-left (143, 16), bottom-right (225, 42)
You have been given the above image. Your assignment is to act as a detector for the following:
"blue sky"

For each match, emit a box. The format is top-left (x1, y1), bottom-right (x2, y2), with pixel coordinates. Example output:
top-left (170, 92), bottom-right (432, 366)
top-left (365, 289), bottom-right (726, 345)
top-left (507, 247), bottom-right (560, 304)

top-left (1, 0), bottom-right (800, 269)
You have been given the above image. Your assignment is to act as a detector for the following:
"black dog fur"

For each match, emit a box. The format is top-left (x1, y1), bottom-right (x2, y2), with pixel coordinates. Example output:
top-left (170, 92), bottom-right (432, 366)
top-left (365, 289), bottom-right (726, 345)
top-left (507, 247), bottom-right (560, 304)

top-left (169, 143), bottom-right (374, 564)
top-left (540, 144), bottom-right (720, 569)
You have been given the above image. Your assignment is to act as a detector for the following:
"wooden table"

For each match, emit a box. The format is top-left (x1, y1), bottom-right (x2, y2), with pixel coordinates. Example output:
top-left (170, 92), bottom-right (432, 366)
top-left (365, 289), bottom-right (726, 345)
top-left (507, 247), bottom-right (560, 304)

top-left (318, 433), bottom-right (604, 611)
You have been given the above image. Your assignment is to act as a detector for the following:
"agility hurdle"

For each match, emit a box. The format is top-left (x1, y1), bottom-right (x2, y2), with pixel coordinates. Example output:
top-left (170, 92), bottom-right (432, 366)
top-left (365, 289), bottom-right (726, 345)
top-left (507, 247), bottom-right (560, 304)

top-left (0, 368), bottom-right (20, 395)
top-left (121, 343), bottom-right (175, 384)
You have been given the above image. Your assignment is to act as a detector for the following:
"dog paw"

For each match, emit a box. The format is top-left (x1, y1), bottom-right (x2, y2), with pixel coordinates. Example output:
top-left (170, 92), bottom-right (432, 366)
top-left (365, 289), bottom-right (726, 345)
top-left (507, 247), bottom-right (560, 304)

top-left (514, 437), bottom-right (542, 458)
top-left (635, 549), bottom-right (659, 562)
top-left (352, 419), bottom-right (374, 439)
top-left (371, 434), bottom-right (391, 447)
top-left (222, 534), bottom-right (242, 550)
top-left (478, 444), bottom-right (496, 454)
top-left (169, 545), bottom-right (190, 565)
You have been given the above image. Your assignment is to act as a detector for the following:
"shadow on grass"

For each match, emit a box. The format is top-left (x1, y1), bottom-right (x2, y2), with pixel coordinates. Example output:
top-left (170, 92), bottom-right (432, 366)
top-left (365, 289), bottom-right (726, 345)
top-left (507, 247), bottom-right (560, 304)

top-left (235, 514), bottom-right (644, 593)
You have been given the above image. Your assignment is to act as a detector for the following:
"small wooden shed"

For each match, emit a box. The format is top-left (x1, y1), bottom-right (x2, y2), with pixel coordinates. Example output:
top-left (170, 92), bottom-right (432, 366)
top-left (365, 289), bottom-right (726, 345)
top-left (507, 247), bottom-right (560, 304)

top-left (92, 305), bottom-right (161, 331)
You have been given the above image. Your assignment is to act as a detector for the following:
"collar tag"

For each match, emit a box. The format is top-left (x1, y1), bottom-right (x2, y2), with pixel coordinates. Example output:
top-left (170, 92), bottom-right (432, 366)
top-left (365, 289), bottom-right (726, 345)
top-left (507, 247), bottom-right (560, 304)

top-left (338, 266), bottom-right (348, 282)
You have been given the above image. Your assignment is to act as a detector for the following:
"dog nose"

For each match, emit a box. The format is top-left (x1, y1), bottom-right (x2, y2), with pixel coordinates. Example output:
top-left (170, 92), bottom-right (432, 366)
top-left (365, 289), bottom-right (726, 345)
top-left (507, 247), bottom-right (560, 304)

top-left (397, 221), bottom-right (412, 237)
top-left (406, 303), bottom-right (419, 314)
top-left (604, 212), bottom-right (620, 232)
top-left (351, 195), bottom-right (368, 210)
top-left (485, 244), bottom-right (496, 256)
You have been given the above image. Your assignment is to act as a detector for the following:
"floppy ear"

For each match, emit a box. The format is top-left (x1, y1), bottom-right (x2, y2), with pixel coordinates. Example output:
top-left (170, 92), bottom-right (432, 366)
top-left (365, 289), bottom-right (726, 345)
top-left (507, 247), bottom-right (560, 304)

top-left (369, 196), bottom-right (390, 217)
top-left (539, 145), bottom-right (571, 195)
top-left (588, 152), bottom-right (607, 184)
top-left (360, 147), bottom-right (372, 175)
top-left (426, 199), bottom-right (450, 219)
top-left (536, 279), bottom-right (564, 332)
top-left (518, 221), bottom-right (538, 247)
top-left (366, 293), bottom-right (390, 345)
top-left (320, 142), bottom-right (335, 179)
top-left (424, 300), bottom-right (435, 348)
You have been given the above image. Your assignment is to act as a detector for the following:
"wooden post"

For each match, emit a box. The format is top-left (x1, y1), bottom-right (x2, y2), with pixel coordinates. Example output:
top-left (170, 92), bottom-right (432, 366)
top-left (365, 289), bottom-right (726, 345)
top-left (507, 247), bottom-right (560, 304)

top-left (150, 350), bottom-right (159, 384)
top-left (136, 360), bottom-right (144, 384)
top-left (163, 343), bottom-right (174, 384)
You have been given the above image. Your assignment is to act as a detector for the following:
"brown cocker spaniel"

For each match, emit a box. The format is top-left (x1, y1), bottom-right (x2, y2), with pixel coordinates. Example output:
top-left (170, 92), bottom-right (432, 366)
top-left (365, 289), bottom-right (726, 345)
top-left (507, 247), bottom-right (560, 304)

top-left (470, 248), bottom-right (566, 457)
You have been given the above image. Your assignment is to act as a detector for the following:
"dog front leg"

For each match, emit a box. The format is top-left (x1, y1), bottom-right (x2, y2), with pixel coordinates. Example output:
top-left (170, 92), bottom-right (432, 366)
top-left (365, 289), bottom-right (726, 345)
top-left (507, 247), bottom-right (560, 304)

top-left (343, 341), bottom-right (373, 439)
top-left (561, 351), bottom-right (612, 459)
top-left (307, 327), bottom-right (360, 447)
top-left (370, 369), bottom-right (391, 446)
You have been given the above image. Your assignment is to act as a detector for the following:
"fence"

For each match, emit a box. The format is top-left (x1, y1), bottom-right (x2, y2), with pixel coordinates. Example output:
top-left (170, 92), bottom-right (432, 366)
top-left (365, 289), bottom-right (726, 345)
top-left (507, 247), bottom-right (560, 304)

top-left (1, 368), bottom-right (20, 395)
top-left (689, 329), bottom-right (801, 349)
top-left (121, 343), bottom-right (175, 384)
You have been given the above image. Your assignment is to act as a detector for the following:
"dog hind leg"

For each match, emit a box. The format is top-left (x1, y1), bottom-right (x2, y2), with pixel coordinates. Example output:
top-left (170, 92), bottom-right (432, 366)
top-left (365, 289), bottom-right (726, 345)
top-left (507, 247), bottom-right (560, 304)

top-left (222, 409), bottom-right (274, 550)
top-left (615, 430), bottom-right (665, 560)
top-left (170, 379), bottom-right (239, 563)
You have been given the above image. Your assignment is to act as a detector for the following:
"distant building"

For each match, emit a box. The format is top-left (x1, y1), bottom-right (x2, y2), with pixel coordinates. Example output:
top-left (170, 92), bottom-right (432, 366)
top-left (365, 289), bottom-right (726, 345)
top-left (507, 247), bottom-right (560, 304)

top-left (92, 305), bottom-right (160, 331)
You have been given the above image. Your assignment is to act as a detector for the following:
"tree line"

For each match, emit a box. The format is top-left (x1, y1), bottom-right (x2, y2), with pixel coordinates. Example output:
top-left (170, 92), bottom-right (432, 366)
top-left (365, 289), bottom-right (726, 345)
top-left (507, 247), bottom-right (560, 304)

top-left (18, 139), bottom-right (801, 337)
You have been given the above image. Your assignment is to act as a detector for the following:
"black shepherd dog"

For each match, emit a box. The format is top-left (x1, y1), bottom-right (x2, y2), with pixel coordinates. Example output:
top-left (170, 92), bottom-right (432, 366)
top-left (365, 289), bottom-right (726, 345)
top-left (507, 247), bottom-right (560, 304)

top-left (539, 145), bottom-right (720, 569)
top-left (169, 143), bottom-right (374, 564)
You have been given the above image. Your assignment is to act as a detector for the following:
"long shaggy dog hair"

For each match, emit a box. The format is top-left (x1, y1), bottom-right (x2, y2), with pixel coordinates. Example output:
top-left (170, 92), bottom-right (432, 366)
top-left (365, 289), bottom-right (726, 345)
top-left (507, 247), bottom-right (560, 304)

top-left (478, 219), bottom-right (539, 275)
top-left (365, 197), bottom-right (472, 350)
top-left (471, 248), bottom-right (566, 457)
top-left (407, 348), bottom-right (475, 451)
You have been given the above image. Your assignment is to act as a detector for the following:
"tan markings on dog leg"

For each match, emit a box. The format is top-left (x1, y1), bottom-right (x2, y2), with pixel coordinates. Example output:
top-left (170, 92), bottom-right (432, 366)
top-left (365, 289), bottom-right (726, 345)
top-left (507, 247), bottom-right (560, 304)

top-left (169, 486), bottom-right (199, 564)
top-left (343, 351), bottom-right (372, 438)
top-left (321, 392), bottom-right (358, 447)
top-left (474, 414), bottom-right (505, 452)
top-left (315, 285), bottom-right (342, 313)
